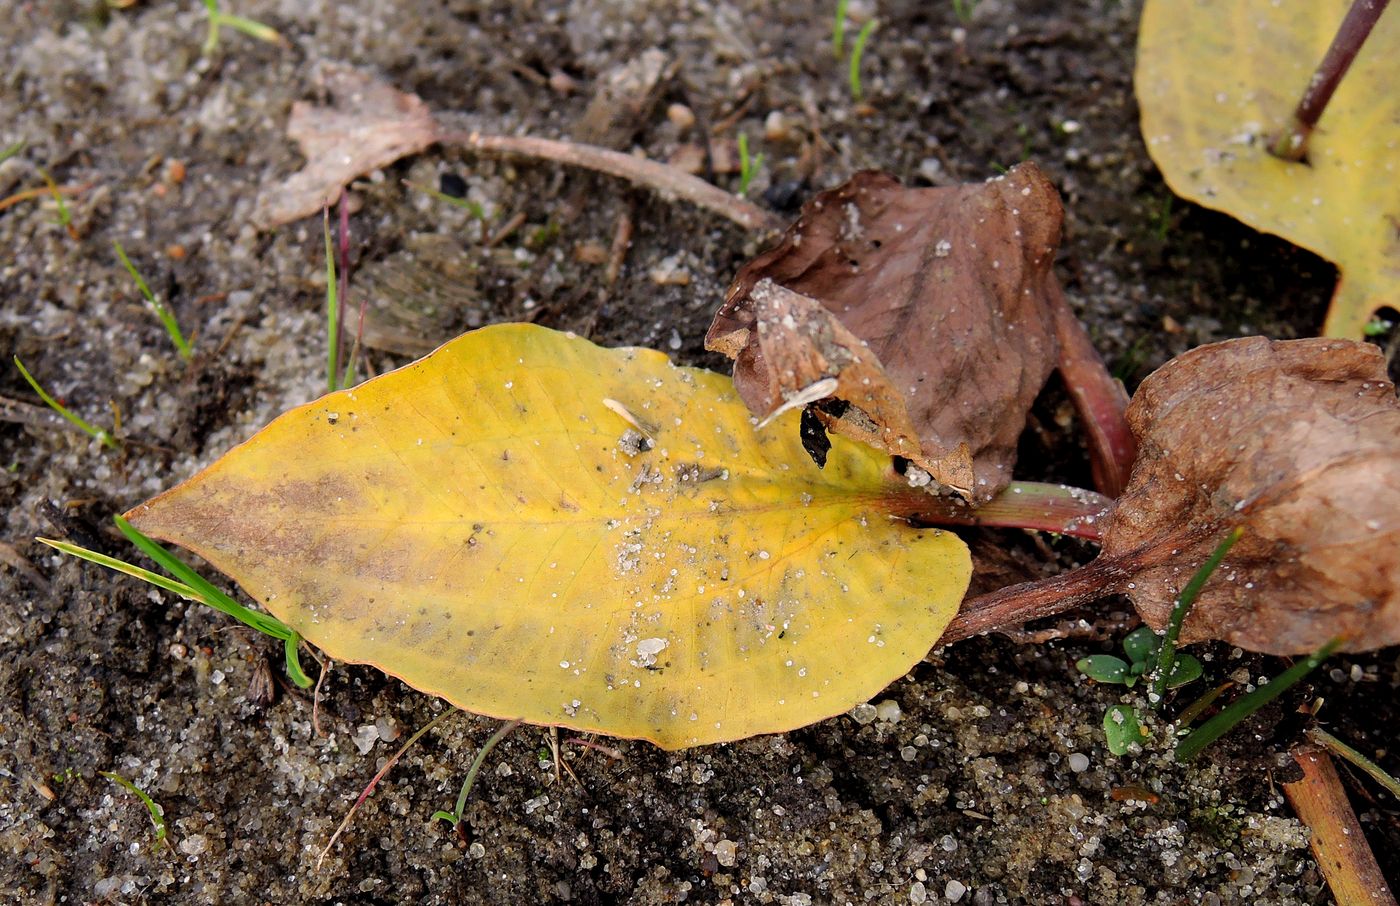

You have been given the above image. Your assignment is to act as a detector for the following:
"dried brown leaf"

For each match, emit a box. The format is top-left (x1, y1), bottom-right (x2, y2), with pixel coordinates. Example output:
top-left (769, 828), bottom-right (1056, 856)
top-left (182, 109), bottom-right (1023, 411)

top-left (707, 163), bottom-right (1064, 500)
top-left (1104, 337), bottom-right (1400, 654)
top-left (252, 65), bottom-right (439, 229)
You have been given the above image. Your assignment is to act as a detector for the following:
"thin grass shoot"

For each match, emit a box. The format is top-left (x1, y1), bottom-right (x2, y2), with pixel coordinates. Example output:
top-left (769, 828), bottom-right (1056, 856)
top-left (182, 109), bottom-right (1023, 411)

top-left (1175, 635), bottom-right (1343, 762)
top-left (323, 208), bottom-right (341, 393)
top-left (849, 20), bottom-right (878, 101)
top-left (12, 356), bottom-right (117, 448)
top-left (100, 771), bottom-right (171, 849)
top-left (832, 0), bottom-right (850, 57)
top-left (432, 719), bottom-right (522, 830)
top-left (113, 241), bottom-right (193, 359)
top-left (1149, 526), bottom-right (1244, 703)
top-left (737, 134), bottom-right (765, 198)
top-left (201, 0), bottom-right (286, 56)
top-left (36, 167), bottom-right (77, 239)
top-left (1306, 727), bottom-right (1400, 801)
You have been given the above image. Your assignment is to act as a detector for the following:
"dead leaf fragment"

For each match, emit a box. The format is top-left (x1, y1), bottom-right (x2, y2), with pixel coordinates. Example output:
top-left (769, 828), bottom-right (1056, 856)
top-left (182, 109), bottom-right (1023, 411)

top-left (1105, 337), bottom-right (1400, 654)
top-left (252, 65), bottom-right (439, 229)
top-left (707, 163), bottom-right (1063, 500)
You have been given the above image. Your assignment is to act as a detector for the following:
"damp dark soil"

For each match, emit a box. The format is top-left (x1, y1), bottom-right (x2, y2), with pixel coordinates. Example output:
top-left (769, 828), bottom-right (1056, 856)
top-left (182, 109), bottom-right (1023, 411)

top-left (1, 2), bottom-right (1395, 904)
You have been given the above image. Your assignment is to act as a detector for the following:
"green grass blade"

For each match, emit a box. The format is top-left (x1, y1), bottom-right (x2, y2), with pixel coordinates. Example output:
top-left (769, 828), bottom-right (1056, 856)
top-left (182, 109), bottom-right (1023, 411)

top-left (12, 356), bottom-right (116, 448)
top-left (324, 209), bottom-right (340, 393)
top-left (37, 537), bottom-right (200, 600)
top-left (113, 241), bottom-right (192, 359)
top-left (1150, 526), bottom-right (1243, 702)
top-left (0, 139), bottom-right (24, 165)
top-left (1175, 636), bottom-right (1343, 762)
top-left (1307, 728), bottom-right (1400, 801)
top-left (100, 771), bottom-right (170, 847)
top-left (436, 719), bottom-right (521, 826)
top-left (849, 20), bottom-right (878, 100)
top-left (832, 0), bottom-right (849, 57)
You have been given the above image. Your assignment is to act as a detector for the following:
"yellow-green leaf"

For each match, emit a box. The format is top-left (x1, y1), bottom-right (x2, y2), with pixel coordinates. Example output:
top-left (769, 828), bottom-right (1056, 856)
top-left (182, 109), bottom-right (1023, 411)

top-left (127, 324), bottom-right (970, 749)
top-left (1136, 0), bottom-right (1400, 338)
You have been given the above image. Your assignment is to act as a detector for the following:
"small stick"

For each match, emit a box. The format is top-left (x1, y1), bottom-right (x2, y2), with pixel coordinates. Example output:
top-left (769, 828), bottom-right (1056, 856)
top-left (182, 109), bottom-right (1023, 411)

top-left (486, 210), bottom-right (527, 248)
top-left (1272, 0), bottom-right (1391, 162)
top-left (605, 208), bottom-right (634, 288)
top-left (437, 129), bottom-right (783, 234)
top-left (1283, 746), bottom-right (1397, 906)
top-left (317, 709), bottom-right (457, 869)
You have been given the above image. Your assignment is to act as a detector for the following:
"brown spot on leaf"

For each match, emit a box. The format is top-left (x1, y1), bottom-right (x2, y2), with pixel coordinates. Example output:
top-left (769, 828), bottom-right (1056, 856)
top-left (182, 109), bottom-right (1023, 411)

top-left (1104, 337), bottom-right (1400, 654)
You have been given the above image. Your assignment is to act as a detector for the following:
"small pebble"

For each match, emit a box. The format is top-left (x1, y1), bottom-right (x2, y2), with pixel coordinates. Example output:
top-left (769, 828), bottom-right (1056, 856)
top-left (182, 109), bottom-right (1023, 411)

top-left (667, 103), bottom-right (696, 131)
top-left (1067, 752), bottom-right (1090, 773)
top-left (945, 879), bottom-right (967, 902)
top-left (849, 703), bottom-right (878, 725)
top-left (875, 699), bottom-right (902, 722)
top-left (714, 839), bottom-right (738, 867)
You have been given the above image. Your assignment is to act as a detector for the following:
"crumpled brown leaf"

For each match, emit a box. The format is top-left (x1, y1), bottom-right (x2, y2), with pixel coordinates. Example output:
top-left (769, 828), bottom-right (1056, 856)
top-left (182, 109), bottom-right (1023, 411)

top-left (706, 163), bottom-right (1064, 500)
top-left (252, 65), bottom-right (439, 229)
top-left (1104, 336), bottom-right (1400, 655)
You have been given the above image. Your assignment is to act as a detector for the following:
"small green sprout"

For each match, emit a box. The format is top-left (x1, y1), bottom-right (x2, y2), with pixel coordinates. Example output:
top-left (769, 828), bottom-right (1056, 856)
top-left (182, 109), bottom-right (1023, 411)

top-left (1076, 626), bottom-right (1203, 691)
top-left (201, 0), bottom-right (286, 56)
top-left (405, 180), bottom-right (485, 219)
top-left (323, 209), bottom-right (343, 393)
top-left (848, 19), bottom-right (878, 101)
top-left (39, 516), bottom-right (313, 688)
top-left (832, 0), bottom-right (850, 57)
top-left (113, 241), bottom-right (193, 359)
top-left (0, 139), bottom-right (24, 165)
top-left (13, 356), bottom-right (118, 449)
top-left (1362, 315), bottom-right (1393, 338)
top-left (432, 719), bottom-right (521, 831)
top-left (736, 134), bottom-right (765, 198)
top-left (1103, 704), bottom-right (1144, 756)
top-left (36, 167), bottom-right (76, 238)
top-left (1078, 527), bottom-right (1241, 756)
top-left (952, 0), bottom-right (980, 24)
top-left (100, 771), bottom-right (171, 849)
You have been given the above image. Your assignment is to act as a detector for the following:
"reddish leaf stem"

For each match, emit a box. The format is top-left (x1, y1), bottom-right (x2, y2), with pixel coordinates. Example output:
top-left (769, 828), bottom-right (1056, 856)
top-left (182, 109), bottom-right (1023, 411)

top-left (1271, 0), bottom-right (1391, 162)
top-left (887, 480), bottom-right (1112, 541)
top-left (1049, 286), bottom-right (1137, 497)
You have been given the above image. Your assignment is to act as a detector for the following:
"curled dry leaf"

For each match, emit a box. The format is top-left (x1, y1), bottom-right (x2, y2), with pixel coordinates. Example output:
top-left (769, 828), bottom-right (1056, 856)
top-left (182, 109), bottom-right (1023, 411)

top-left (707, 163), bottom-right (1064, 501)
top-left (252, 65), bottom-right (439, 229)
top-left (1104, 337), bottom-right (1400, 655)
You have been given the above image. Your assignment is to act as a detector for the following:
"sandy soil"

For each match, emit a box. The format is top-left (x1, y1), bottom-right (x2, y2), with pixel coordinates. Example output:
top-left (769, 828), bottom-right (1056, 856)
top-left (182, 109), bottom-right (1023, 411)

top-left (1, 1), bottom-right (1394, 903)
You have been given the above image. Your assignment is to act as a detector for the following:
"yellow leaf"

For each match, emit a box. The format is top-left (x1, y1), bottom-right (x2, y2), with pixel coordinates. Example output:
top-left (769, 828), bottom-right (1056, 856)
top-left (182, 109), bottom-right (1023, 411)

top-left (127, 325), bottom-right (970, 749)
top-left (1136, 0), bottom-right (1400, 338)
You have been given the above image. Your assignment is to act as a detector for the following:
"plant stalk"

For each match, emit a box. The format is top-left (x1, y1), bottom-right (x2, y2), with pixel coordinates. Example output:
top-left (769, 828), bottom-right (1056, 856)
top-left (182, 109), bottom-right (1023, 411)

top-left (1271, 0), bottom-right (1391, 161)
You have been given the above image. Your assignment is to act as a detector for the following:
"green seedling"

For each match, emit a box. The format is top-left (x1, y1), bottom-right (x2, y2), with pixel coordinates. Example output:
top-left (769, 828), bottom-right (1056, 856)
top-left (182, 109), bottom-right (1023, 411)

top-left (113, 241), bottom-right (192, 359)
top-left (736, 134), bottom-right (765, 198)
top-left (1077, 527), bottom-right (1241, 755)
top-left (405, 180), bottom-right (485, 220)
top-left (832, 0), bottom-right (850, 57)
top-left (201, 0), bottom-right (286, 56)
top-left (848, 19), bottom-right (878, 101)
top-left (40, 516), bottom-right (312, 688)
top-left (36, 167), bottom-right (76, 239)
top-left (100, 771), bottom-right (171, 850)
top-left (952, 0), bottom-right (980, 24)
top-left (323, 209), bottom-right (344, 393)
top-left (13, 356), bottom-right (118, 449)
top-left (432, 719), bottom-right (521, 832)
top-left (1175, 635), bottom-right (1342, 762)
top-left (0, 139), bottom-right (24, 165)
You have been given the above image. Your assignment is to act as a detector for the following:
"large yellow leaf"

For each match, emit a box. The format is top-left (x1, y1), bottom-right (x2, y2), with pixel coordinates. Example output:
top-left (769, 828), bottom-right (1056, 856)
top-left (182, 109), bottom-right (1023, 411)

top-left (127, 325), bottom-right (970, 749)
top-left (1136, 0), bottom-right (1400, 337)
